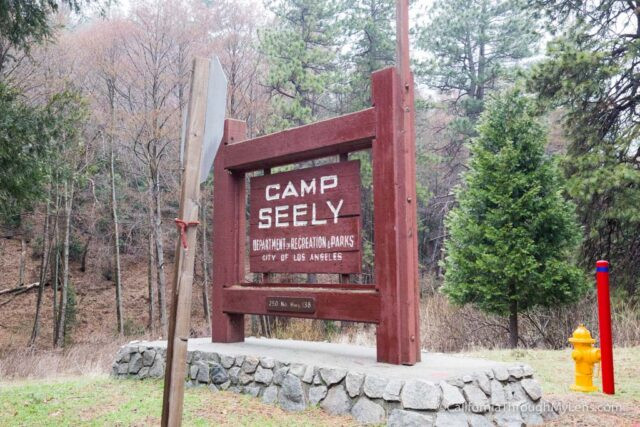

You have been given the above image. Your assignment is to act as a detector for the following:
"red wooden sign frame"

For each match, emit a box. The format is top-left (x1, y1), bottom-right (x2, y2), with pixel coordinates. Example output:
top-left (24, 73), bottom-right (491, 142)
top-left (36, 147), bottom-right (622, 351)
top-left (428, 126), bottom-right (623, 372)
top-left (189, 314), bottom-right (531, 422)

top-left (211, 67), bottom-right (421, 365)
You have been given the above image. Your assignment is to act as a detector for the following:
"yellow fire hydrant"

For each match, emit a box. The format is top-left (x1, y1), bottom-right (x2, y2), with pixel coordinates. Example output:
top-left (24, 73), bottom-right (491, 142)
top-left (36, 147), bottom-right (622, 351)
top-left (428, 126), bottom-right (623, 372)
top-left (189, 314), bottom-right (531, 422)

top-left (569, 324), bottom-right (601, 392)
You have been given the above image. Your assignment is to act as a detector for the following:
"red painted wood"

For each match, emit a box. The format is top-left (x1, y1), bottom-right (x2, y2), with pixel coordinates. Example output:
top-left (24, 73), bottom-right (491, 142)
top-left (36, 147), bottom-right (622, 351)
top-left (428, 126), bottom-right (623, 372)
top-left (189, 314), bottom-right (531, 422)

top-left (249, 161), bottom-right (361, 223)
top-left (372, 67), bottom-right (420, 364)
top-left (223, 108), bottom-right (375, 171)
top-left (250, 217), bottom-right (362, 273)
top-left (238, 282), bottom-right (376, 291)
top-left (249, 161), bottom-right (362, 274)
top-left (222, 286), bottom-right (380, 323)
top-left (211, 119), bottom-right (247, 343)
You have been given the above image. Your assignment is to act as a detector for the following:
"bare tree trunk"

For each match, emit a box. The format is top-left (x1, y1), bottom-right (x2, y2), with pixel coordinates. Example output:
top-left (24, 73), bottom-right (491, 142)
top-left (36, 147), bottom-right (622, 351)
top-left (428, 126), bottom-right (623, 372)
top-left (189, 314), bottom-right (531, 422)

top-left (18, 238), bottom-right (26, 286)
top-left (28, 188), bottom-right (51, 346)
top-left (147, 228), bottom-right (156, 333)
top-left (509, 283), bottom-right (518, 348)
top-left (152, 173), bottom-right (168, 337)
top-left (55, 180), bottom-right (74, 348)
top-left (110, 142), bottom-right (124, 335)
top-left (200, 192), bottom-right (211, 334)
top-left (80, 237), bottom-right (91, 272)
top-left (52, 187), bottom-right (60, 341)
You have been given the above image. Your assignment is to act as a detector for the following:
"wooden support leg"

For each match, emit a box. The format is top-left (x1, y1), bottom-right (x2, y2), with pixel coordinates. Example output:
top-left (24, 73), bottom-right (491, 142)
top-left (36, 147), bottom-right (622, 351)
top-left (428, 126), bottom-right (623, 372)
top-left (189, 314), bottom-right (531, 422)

top-left (211, 119), bottom-right (246, 342)
top-left (371, 67), bottom-right (421, 365)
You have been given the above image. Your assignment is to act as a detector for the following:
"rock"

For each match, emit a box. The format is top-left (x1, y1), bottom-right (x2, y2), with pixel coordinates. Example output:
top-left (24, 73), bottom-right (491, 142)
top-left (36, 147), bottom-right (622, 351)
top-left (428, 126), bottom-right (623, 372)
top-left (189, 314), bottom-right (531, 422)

top-left (493, 408), bottom-right (524, 427)
top-left (238, 371), bottom-right (253, 385)
top-left (401, 380), bottom-right (441, 410)
top-left (254, 366), bottom-right (274, 385)
top-left (490, 380), bottom-right (507, 407)
top-left (520, 402), bottom-right (544, 426)
top-left (520, 379), bottom-right (542, 401)
top-left (202, 352), bottom-right (220, 364)
top-left (234, 355), bottom-right (245, 367)
top-left (189, 364), bottom-right (199, 380)
top-left (508, 366), bottom-right (524, 380)
top-left (128, 353), bottom-right (143, 374)
top-left (320, 384), bottom-right (352, 415)
top-left (289, 363), bottom-right (307, 378)
top-left (462, 384), bottom-right (490, 413)
top-left (262, 385), bottom-right (278, 404)
top-left (383, 379), bottom-right (404, 401)
top-left (440, 381), bottom-right (465, 408)
top-left (308, 385), bottom-right (328, 405)
top-left (260, 357), bottom-right (275, 369)
top-left (522, 365), bottom-right (534, 377)
top-left (435, 410), bottom-right (468, 427)
top-left (505, 382), bottom-right (527, 402)
top-left (242, 386), bottom-right (261, 397)
top-left (351, 397), bottom-right (385, 425)
top-left (493, 366), bottom-right (509, 382)
top-left (196, 362), bottom-right (210, 383)
top-left (279, 373), bottom-right (306, 411)
top-left (319, 367), bottom-right (347, 386)
top-left (228, 367), bottom-right (241, 384)
top-left (242, 356), bottom-right (260, 373)
top-left (116, 363), bottom-right (128, 375)
top-left (302, 365), bottom-right (315, 383)
top-left (219, 380), bottom-right (231, 391)
top-left (115, 348), bottom-right (130, 363)
top-left (363, 375), bottom-right (388, 399)
top-left (387, 409), bottom-right (435, 427)
top-left (148, 355), bottom-right (165, 378)
top-left (208, 384), bottom-right (219, 393)
top-left (273, 367), bottom-right (289, 385)
top-left (142, 350), bottom-right (156, 367)
top-left (462, 375), bottom-right (473, 383)
top-left (345, 372), bottom-right (365, 397)
top-left (137, 367), bottom-right (149, 379)
top-left (220, 355), bottom-right (235, 369)
top-left (449, 377), bottom-right (464, 388)
top-left (313, 373), bottom-right (322, 385)
top-left (467, 413), bottom-right (494, 427)
top-left (485, 370), bottom-right (494, 380)
top-left (210, 363), bottom-right (229, 384)
top-left (189, 351), bottom-right (202, 363)
top-left (475, 373), bottom-right (491, 395)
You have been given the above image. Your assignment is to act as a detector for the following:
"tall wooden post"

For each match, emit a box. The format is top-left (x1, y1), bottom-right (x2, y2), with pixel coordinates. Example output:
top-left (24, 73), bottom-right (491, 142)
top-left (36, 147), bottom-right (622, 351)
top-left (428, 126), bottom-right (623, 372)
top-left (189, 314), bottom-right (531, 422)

top-left (161, 57), bottom-right (209, 427)
top-left (211, 120), bottom-right (247, 342)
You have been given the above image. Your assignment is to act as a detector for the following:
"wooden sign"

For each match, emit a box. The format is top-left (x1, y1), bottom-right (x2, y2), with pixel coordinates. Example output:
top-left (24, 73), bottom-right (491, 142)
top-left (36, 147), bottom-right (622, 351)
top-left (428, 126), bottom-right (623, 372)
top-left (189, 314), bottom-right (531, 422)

top-left (266, 297), bottom-right (316, 313)
top-left (249, 161), bottom-right (361, 274)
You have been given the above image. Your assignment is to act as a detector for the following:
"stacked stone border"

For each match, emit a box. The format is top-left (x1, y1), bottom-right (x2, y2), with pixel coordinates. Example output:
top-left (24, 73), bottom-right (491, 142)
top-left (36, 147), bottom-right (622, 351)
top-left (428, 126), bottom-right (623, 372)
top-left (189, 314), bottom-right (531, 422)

top-left (112, 343), bottom-right (557, 426)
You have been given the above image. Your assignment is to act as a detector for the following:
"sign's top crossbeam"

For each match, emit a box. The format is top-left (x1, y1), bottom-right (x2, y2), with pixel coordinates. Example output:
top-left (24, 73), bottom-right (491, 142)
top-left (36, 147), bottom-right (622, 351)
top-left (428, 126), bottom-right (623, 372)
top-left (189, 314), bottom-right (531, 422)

top-left (221, 107), bottom-right (376, 172)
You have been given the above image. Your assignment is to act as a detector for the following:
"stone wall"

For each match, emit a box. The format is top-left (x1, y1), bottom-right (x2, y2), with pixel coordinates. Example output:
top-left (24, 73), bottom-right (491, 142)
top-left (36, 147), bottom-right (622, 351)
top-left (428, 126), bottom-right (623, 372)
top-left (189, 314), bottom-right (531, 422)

top-left (112, 343), bottom-right (557, 426)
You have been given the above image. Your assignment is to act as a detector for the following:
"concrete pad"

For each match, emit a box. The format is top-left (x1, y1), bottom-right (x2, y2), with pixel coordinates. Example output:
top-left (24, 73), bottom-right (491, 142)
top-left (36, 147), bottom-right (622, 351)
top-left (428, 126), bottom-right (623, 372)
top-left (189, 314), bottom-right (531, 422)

top-left (133, 337), bottom-right (505, 381)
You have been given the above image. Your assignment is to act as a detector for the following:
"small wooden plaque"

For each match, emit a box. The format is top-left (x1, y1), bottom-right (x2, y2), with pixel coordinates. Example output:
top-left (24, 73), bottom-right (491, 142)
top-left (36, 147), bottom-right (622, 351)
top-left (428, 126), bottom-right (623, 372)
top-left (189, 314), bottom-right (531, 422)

top-left (266, 297), bottom-right (316, 313)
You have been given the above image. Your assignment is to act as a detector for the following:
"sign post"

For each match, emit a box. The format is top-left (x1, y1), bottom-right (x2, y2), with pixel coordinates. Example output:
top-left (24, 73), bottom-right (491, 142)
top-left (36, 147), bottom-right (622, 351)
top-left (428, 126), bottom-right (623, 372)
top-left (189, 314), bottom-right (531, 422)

top-left (161, 56), bottom-right (227, 427)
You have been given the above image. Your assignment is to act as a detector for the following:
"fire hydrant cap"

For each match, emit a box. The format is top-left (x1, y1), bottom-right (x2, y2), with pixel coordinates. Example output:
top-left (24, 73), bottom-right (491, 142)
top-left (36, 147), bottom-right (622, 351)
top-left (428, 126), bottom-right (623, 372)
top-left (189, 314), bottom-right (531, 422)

top-left (569, 324), bottom-right (596, 344)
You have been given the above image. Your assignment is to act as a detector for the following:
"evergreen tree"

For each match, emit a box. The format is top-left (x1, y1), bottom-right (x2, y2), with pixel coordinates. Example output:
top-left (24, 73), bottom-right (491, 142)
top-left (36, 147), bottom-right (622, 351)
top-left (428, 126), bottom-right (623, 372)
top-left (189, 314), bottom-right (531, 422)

top-left (441, 89), bottom-right (587, 347)
top-left (260, 0), bottom-right (341, 130)
top-left (415, 0), bottom-right (539, 138)
top-left (528, 0), bottom-right (640, 295)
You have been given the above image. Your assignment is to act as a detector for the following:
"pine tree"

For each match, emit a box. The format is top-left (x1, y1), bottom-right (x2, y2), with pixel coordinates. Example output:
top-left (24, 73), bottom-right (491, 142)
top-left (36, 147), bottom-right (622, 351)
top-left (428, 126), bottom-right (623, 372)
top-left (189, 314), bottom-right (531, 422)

top-left (441, 89), bottom-right (587, 348)
top-left (260, 0), bottom-right (341, 130)
top-left (415, 0), bottom-right (539, 138)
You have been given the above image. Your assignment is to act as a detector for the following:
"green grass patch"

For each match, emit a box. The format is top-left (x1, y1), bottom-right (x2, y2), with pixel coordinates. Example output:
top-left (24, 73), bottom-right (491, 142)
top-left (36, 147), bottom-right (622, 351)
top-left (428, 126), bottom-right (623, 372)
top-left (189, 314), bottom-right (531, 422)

top-left (0, 376), bottom-right (355, 426)
top-left (465, 346), bottom-right (640, 401)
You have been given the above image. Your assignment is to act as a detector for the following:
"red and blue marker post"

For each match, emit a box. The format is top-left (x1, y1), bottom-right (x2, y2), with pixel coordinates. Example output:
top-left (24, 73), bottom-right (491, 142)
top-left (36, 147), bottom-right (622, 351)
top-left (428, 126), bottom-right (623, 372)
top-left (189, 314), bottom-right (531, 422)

top-left (596, 260), bottom-right (615, 394)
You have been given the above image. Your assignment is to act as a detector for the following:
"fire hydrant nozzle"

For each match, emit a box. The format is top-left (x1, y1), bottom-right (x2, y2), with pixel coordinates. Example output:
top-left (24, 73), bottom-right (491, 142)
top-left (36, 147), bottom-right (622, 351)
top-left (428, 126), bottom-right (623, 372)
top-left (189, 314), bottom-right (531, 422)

top-left (569, 324), bottom-right (601, 392)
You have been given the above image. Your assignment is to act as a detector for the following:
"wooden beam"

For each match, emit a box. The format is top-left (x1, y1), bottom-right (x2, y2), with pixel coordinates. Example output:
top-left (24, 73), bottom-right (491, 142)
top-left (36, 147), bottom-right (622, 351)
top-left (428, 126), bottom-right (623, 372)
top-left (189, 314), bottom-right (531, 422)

top-left (222, 108), bottom-right (376, 171)
top-left (372, 67), bottom-right (421, 365)
top-left (211, 120), bottom-right (247, 343)
top-left (162, 57), bottom-right (209, 427)
top-left (222, 286), bottom-right (380, 323)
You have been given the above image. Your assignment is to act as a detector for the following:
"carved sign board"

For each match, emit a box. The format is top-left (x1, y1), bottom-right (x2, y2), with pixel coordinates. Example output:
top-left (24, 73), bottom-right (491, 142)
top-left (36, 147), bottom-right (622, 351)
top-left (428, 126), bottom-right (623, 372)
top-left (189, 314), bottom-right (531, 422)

top-left (249, 160), bottom-right (362, 273)
top-left (266, 297), bottom-right (316, 313)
